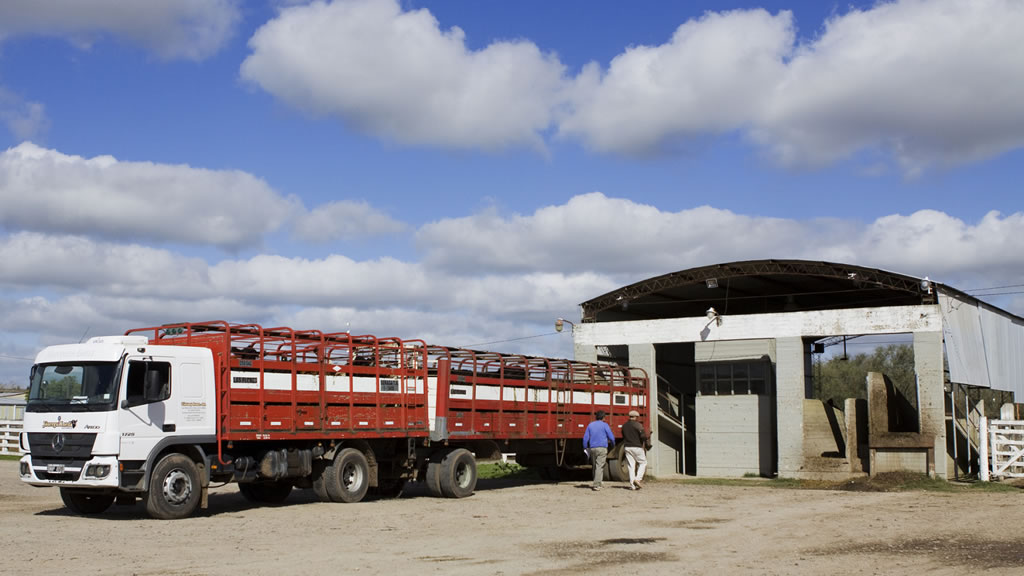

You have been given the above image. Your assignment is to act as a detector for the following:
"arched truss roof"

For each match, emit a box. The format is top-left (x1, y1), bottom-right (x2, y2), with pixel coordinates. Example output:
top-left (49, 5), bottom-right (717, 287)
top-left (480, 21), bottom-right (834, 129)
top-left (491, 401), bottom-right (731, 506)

top-left (580, 259), bottom-right (952, 323)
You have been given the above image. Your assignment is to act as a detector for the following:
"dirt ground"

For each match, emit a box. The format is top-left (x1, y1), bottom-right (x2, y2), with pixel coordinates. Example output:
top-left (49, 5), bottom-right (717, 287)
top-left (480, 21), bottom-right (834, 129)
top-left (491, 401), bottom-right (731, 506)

top-left (3, 460), bottom-right (1023, 576)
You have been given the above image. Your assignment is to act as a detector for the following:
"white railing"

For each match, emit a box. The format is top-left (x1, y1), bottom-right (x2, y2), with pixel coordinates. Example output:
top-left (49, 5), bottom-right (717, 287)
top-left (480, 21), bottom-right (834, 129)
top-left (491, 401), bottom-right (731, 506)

top-left (980, 418), bottom-right (1024, 480)
top-left (0, 419), bottom-right (23, 455)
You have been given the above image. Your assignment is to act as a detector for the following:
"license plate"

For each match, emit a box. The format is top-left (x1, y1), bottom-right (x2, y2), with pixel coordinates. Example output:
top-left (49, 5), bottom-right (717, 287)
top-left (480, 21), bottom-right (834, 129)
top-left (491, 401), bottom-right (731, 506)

top-left (47, 464), bottom-right (65, 474)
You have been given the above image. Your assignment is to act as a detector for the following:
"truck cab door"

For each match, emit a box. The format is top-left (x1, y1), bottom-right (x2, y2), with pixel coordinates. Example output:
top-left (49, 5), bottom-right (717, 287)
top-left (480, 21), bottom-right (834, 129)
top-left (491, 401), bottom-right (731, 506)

top-left (119, 358), bottom-right (174, 461)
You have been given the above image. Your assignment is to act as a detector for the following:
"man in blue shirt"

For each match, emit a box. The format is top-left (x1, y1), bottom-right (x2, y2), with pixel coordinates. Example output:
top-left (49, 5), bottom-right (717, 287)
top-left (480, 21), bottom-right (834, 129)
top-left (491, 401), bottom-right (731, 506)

top-left (583, 410), bottom-right (616, 491)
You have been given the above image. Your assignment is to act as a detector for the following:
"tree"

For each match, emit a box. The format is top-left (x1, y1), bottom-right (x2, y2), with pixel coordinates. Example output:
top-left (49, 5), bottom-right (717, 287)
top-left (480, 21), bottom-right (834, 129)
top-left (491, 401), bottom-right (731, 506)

top-left (813, 344), bottom-right (916, 410)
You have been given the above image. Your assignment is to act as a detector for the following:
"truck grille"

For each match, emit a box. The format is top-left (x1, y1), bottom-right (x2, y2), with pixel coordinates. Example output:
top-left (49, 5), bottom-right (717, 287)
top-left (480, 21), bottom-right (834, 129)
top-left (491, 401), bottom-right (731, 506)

top-left (27, 433), bottom-right (97, 480)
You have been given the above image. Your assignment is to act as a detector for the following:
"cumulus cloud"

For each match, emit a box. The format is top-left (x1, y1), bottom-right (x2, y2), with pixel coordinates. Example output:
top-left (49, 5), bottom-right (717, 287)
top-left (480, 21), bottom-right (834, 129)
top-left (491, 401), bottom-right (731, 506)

top-left (0, 143), bottom-right (300, 250)
top-left (417, 193), bottom-right (1024, 286)
top-left (417, 192), bottom-right (818, 275)
top-left (240, 0), bottom-right (567, 151)
top-left (754, 0), bottom-right (1024, 173)
top-left (239, 0), bottom-right (1024, 173)
top-left (0, 88), bottom-right (49, 141)
top-left (559, 9), bottom-right (792, 154)
top-left (294, 200), bottom-right (406, 242)
top-left (0, 0), bottom-right (240, 60)
top-left (4, 192), bottom-right (1024, 382)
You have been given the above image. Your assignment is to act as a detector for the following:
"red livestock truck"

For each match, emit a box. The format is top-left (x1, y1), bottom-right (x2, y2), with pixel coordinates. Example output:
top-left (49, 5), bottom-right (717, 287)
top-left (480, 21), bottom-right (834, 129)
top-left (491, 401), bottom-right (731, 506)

top-left (19, 320), bottom-right (650, 519)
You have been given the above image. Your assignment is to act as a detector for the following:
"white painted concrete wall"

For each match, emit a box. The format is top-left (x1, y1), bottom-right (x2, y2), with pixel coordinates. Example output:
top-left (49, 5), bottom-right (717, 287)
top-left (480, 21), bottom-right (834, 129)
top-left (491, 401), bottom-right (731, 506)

top-left (696, 394), bottom-right (773, 477)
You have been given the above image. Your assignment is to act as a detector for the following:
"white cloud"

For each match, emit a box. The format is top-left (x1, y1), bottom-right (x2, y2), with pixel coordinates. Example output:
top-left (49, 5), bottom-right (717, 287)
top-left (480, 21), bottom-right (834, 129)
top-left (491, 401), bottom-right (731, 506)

top-left (563, 0), bottom-right (1024, 172)
top-left (417, 193), bottom-right (1024, 291)
top-left (754, 0), bottom-right (1024, 173)
top-left (294, 200), bottom-right (406, 242)
top-left (0, 143), bottom-right (300, 250)
top-left (238, 0), bottom-right (1024, 173)
top-left (417, 192), bottom-right (815, 275)
top-left (240, 0), bottom-right (567, 151)
top-left (0, 0), bottom-right (240, 60)
top-left (3, 193), bottom-right (1024, 383)
top-left (0, 88), bottom-right (49, 141)
top-left (559, 9), bottom-right (792, 154)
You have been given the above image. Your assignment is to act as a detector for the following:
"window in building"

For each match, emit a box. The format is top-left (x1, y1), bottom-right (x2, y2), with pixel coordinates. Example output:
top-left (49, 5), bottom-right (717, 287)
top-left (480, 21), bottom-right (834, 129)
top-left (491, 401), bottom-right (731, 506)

top-left (697, 361), bottom-right (771, 396)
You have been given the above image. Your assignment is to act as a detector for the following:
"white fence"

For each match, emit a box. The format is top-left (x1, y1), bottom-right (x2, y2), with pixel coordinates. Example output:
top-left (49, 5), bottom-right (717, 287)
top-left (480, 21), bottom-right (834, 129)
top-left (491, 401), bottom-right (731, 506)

top-left (0, 419), bottom-right (22, 455)
top-left (980, 418), bottom-right (1024, 480)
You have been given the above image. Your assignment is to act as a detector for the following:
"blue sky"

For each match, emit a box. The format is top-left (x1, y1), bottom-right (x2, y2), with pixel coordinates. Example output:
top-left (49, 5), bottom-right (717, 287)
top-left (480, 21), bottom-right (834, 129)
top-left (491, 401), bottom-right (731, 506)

top-left (0, 0), bottom-right (1022, 384)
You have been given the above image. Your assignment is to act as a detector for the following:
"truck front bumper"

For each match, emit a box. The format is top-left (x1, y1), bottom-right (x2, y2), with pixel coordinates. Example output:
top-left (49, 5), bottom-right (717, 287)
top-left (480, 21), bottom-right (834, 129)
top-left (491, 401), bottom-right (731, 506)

top-left (20, 454), bottom-right (121, 489)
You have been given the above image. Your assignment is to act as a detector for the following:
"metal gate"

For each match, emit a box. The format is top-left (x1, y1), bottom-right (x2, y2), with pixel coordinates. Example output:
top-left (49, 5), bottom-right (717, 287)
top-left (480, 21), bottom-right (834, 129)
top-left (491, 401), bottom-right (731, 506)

top-left (980, 418), bottom-right (1024, 480)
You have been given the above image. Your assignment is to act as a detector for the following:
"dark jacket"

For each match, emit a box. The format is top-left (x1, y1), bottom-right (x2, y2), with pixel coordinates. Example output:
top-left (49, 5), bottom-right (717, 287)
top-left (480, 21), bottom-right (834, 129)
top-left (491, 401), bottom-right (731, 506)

top-left (622, 419), bottom-right (646, 448)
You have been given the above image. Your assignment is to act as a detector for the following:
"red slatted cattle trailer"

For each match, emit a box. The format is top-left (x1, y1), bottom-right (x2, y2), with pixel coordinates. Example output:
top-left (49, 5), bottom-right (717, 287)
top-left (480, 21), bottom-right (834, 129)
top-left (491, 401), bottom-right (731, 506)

top-left (20, 320), bottom-right (649, 519)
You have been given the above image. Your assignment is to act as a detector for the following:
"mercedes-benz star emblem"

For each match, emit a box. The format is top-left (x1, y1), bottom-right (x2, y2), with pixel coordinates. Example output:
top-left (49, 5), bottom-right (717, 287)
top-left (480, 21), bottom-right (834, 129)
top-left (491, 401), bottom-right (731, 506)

top-left (51, 433), bottom-right (65, 453)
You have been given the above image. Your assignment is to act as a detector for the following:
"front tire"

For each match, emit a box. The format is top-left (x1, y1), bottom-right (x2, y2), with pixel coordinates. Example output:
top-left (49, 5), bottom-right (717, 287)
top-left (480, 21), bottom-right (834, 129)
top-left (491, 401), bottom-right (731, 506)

top-left (146, 453), bottom-right (201, 520)
top-left (324, 448), bottom-right (369, 503)
top-left (60, 488), bottom-right (114, 515)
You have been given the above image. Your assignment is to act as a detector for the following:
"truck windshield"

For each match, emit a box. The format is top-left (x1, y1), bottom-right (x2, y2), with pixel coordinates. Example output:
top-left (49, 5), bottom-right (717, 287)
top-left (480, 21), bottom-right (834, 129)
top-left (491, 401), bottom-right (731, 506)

top-left (27, 361), bottom-right (121, 412)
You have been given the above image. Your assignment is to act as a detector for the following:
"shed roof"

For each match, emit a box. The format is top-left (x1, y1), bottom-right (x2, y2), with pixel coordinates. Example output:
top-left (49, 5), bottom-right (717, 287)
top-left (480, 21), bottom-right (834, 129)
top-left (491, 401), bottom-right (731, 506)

top-left (580, 259), bottom-right (982, 323)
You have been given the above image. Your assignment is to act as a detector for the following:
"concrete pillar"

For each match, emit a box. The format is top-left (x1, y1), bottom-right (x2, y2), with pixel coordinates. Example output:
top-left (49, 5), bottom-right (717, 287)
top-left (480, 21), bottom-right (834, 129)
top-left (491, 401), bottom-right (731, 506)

top-left (628, 343), bottom-right (662, 476)
top-left (914, 330), bottom-right (947, 478)
top-left (775, 337), bottom-right (806, 477)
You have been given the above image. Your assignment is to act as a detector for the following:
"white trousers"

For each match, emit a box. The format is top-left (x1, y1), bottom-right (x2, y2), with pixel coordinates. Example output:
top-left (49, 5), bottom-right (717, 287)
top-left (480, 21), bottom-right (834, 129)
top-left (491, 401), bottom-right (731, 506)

top-left (624, 446), bottom-right (648, 485)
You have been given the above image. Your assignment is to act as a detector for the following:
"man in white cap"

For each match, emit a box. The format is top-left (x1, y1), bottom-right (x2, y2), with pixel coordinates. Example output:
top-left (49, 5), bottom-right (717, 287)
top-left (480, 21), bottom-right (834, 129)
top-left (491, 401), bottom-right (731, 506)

top-left (621, 410), bottom-right (648, 489)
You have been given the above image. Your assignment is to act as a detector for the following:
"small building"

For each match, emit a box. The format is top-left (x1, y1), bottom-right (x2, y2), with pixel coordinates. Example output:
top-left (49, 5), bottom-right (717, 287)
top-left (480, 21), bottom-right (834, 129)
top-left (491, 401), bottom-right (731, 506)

top-left (573, 259), bottom-right (1024, 479)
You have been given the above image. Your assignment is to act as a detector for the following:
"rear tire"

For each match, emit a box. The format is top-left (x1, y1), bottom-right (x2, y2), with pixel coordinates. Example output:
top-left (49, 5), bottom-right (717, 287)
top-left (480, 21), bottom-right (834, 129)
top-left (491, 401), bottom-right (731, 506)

top-left (608, 457), bottom-right (629, 482)
top-left (312, 459), bottom-right (331, 502)
top-left (238, 480), bottom-right (293, 504)
top-left (439, 448), bottom-right (477, 498)
top-left (425, 460), bottom-right (444, 497)
top-left (324, 448), bottom-right (369, 503)
top-left (146, 453), bottom-right (201, 520)
top-left (60, 488), bottom-right (114, 515)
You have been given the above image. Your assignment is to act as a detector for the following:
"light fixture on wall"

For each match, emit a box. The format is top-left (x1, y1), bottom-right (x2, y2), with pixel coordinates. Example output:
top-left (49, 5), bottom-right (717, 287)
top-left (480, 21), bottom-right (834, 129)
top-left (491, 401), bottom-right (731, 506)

top-left (705, 307), bottom-right (721, 327)
top-left (920, 276), bottom-right (933, 295)
top-left (554, 318), bottom-right (575, 333)
top-left (706, 278), bottom-right (719, 289)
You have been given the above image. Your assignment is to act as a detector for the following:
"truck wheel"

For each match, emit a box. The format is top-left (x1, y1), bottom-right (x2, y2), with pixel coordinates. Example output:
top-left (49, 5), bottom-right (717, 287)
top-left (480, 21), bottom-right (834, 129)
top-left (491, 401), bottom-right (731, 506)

top-left (324, 448), bottom-right (369, 503)
top-left (238, 480), bottom-right (293, 504)
top-left (60, 488), bottom-right (115, 515)
top-left (608, 457), bottom-right (629, 483)
top-left (312, 460), bottom-right (331, 502)
top-left (425, 461), bottom-right (444, 497)
top-left (146, 453), bottom-right (201, 520)
top-left (439, 448), bottom-right (477, 498)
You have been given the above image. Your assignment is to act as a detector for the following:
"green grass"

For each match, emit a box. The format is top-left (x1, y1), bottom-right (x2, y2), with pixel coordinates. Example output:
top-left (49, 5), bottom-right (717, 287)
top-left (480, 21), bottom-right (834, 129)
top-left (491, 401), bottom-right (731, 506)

top-left (0, 454), bottom-right (22, 461)
top-left (477, 460), bottom-right (540, 480)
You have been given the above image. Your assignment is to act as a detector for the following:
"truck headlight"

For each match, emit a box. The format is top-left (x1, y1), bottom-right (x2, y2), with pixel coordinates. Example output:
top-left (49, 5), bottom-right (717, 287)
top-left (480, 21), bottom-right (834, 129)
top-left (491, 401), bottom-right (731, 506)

top-left (20, 461), bottom-right (29, 477)
top-left (85, 464), bottom-right (111, 479)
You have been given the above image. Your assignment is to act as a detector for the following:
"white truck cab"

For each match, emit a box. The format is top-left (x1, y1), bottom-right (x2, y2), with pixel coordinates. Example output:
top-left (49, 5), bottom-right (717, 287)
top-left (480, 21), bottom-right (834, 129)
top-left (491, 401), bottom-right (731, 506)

top-left (19, 336), bottom-right (215, 513)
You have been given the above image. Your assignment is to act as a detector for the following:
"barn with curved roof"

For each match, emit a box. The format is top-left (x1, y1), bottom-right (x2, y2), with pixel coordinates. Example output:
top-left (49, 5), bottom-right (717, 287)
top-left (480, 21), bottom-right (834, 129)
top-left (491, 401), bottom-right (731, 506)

top-left (571, 259), bottom-right (1024, 480)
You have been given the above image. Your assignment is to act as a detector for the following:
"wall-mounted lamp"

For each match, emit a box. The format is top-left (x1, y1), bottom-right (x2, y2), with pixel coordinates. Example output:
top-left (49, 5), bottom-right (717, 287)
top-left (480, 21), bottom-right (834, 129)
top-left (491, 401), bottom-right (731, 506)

top-left (920, 276), bottom-right (933, 295)
top-left (705, 307), bottom-right (721, 327)
top-left (555, 318), bottom-right (576, 333)
top-left (706, 278), bottom-right (719, 289)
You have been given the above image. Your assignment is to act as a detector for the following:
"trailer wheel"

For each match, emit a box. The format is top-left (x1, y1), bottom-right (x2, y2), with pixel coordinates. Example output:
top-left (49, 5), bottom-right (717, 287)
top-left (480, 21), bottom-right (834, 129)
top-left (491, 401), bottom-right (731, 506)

top-left (146, 453), bottom-right (201, 520)
top-left (608, 457), bottom-right (630, 483)
top-left (238, 480), bottom-right (293, 504)
top-left (325, 448), bottom-right (369, 503)
top-left (439, 448), bottom-right (477, 499)
top-left (311, 459), bottom-right (331, 502)
top-left (424, 461), bottom-right (444, 498)
top-left (60, 488), bottom-right (115, 515)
